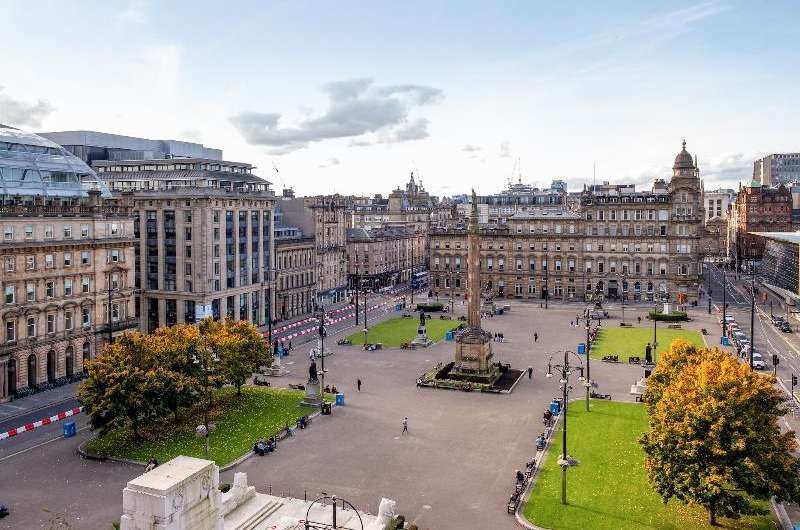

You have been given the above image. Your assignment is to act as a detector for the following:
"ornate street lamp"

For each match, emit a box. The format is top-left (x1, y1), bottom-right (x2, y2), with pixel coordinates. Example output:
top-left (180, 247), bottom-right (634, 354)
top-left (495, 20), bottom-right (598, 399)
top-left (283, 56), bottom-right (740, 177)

top-left (546, 350), bottom-right (584, 505)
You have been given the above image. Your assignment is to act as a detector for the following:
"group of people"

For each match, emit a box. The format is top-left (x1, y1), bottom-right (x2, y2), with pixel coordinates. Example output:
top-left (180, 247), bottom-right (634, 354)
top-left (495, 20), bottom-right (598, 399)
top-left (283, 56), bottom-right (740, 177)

top-left (253, 436), bottom-right (277, 456)
top-left (274, 339), bottom-right (293, 357)
top-left (492, 332), bottom-right (505, 342)
top-left (144, 457), bottom-right (159, 473)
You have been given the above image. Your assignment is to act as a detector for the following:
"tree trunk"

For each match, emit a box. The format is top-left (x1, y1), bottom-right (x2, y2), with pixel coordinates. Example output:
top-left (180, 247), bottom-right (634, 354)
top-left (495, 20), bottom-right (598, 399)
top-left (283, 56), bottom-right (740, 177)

top-left (236, 383), bottom-right (242, 396)
top-left (709, 504), bottom-right (717, 526)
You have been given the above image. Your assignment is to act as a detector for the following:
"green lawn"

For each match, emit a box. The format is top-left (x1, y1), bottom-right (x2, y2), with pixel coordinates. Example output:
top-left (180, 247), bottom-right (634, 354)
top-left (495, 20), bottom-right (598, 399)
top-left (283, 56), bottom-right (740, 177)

top-left (85, 386), bottom-right (316, 466)
top-left (523, 400), bottom-right (773, 530)
top-left (345, 316), bottom-right (459, 347)
top-left (590, 326), bottom-right (705, 362)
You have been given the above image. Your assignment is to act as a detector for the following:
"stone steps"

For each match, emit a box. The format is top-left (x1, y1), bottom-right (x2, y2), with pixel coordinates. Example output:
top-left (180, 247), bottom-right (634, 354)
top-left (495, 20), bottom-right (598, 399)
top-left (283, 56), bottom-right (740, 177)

top-left (223, 496), bottom-right (283, 530)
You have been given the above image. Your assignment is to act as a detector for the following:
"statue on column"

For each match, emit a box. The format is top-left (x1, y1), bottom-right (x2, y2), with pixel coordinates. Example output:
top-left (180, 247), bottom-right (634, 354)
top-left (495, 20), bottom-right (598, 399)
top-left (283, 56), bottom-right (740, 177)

top-left (419, 311), bottom-right (426, 327)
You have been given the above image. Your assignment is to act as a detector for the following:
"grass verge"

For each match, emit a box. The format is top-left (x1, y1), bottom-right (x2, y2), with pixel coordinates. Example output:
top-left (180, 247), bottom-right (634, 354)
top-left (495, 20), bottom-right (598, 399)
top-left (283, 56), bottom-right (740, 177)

top-left (85, 386), bottom-right (315, 466)
top-left (346, 317), bottom-right (459, 347)
top-left (523, 400), bottom-right (773, 530)
top-left (590, 327), bottom-right (704, 362)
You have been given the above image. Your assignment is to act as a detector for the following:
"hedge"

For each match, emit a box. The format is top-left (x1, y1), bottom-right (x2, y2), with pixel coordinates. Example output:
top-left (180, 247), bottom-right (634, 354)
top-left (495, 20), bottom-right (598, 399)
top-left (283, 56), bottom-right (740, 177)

top-left (416, 302), bottom-right (444, 312)
top-left (648, 311), bottom-right (688, 322)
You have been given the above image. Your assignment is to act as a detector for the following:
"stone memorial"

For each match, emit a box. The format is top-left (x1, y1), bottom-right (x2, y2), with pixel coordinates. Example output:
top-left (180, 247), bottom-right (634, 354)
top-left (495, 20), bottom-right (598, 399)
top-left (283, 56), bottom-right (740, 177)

top-left (120, 455), bottom-right (393, 530)
top-left (301, 359), bottom-right (324, 407)
top-left (411, 310), bottom-right (433, 347)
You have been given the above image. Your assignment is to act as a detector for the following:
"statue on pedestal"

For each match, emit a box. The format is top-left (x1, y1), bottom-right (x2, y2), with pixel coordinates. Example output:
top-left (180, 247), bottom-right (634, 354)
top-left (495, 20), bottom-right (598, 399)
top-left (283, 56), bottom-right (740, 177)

top-left (308, 359), bottom-right (318, 383)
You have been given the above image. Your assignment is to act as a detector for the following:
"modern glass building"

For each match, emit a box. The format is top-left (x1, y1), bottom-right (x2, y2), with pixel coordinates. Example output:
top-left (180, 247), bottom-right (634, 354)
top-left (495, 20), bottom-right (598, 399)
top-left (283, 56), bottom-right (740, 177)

top-left (753, 231), bottom-right (800, 304)
top-left (0, 126), bottom-right (112, 200)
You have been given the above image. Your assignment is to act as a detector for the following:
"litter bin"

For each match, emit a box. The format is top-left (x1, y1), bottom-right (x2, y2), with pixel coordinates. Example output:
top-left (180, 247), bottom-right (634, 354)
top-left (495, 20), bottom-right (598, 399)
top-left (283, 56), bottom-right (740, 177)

top-left (335, 393), bottom-right (345, 406)
top-left (395, 303), bottom-right (402, 311)
top-left (446, 330), bottom-right (455, 341)
top-left (321, 403), bottom-right (332, 415)
top-left (720, 336), bottom-right (730, 346)
top-left (63, 421), bottom-right (76, 438)
top-left (549, 400), bottom-right (561, 416)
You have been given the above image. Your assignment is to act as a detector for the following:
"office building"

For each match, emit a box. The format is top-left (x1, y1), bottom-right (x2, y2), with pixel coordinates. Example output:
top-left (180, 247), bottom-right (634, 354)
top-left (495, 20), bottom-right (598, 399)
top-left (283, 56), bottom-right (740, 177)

top-left (93, 158), bottom-right (275, 332)
top-left (753, 153), bottom-right (800, 186)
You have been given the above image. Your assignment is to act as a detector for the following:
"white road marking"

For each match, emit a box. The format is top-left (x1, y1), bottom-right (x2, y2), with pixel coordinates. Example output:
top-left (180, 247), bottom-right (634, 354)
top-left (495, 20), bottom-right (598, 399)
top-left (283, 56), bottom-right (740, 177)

top-left (0, 424), bottom-right (90, 462)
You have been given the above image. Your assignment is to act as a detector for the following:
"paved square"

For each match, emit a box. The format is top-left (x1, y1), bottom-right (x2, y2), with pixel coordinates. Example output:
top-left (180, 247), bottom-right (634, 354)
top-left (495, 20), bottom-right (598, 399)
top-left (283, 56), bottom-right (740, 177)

top-left (0, 301), bottom-right (682, 530)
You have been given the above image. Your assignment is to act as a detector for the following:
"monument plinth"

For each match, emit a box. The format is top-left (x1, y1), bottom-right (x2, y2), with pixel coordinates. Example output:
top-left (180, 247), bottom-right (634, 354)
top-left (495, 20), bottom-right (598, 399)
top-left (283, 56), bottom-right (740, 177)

top-left (301, 360), bottom-right (324, 407)
top-left (417, 190), bottom-right (519, 392)
top-left (411, 311), bottom-right (433, 347)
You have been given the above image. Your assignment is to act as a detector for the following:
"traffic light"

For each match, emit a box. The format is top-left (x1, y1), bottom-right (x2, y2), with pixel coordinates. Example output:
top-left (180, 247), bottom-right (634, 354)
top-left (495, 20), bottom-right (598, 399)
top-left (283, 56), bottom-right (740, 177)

top-left (773, 354), bottom-right (779, 366)
top-left (792, 374), bottom-right (797, 387)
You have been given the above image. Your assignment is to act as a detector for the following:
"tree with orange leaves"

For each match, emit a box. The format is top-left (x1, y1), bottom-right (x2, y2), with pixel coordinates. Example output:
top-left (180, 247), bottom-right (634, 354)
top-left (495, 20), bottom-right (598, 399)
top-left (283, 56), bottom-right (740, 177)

top-left (640, 341), bottom-right (800, 525)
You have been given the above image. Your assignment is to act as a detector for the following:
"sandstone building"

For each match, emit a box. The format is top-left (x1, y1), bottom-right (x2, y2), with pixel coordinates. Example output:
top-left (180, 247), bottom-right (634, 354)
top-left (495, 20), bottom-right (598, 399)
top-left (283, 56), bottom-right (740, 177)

top-left (0, 127), bottom-right (136, 400)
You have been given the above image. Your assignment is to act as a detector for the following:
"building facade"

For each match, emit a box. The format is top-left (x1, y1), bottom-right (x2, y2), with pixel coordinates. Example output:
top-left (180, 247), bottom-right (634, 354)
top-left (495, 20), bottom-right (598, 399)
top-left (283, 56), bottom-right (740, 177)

top-left (754, 153), bottom-right (800, 187)
top-left (93, 159), bottom-right (276, 332)
top-left (274, 236), bottom-right (315, 320)
top-left (732, 182), bottom-right (792, 262)
top-left (346, 225), bottom-right (426, 290)
top-left (704, 188), bottom-right (736, 221)
top-left (279, 196), bottom-right (348, 306)
top-left (39, 130), bottom-right (222, 165)
top-left (0, 127), bottom-right (137, 401)
top-left (428, 142), bottom-right (705, 304)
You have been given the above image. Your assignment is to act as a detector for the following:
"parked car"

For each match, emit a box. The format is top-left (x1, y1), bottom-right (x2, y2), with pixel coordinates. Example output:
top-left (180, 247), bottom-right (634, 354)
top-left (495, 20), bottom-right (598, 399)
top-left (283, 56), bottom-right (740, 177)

top-left (780, 322), bottom-right (792, 333)
top-left (720, 316), bottom-right (736, 325)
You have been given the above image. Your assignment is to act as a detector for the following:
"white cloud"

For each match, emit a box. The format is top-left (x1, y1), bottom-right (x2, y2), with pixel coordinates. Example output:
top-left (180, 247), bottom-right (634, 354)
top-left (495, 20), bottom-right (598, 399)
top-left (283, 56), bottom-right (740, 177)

top-left (461, 144), bottom-right (482, 152)
top-left (318, 157), bottom-right (340, 169)
top-left (230, 78), bottom-right (443, 153)
top-left (0, 87), bottom-right (54, 128)
top-left (119, 0), bottom-right (149, 24)
top-left (498, 141), bottom-right (512, 158)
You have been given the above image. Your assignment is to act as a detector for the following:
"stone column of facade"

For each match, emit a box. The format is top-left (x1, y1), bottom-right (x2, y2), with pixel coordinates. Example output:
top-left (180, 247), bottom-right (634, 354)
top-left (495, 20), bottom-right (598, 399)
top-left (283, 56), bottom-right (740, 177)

top-left (0, 359), bottom-right (7, 402)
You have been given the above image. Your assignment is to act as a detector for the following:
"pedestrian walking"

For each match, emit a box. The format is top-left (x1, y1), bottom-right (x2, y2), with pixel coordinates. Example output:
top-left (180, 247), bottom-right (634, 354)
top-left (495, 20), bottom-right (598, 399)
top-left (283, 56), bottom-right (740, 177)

top-left (527, 366), bottom-right (533, 379)
top-left (357, 378), bottom-right (362, 392)
top-left (534, 332), bottom-right (538, 343)
top-left (288, 341), bottom-right (293, 352)
top-left (637, 316), bottom-right (642, 325)
top-left (401, 417), bottom-right (409, 435)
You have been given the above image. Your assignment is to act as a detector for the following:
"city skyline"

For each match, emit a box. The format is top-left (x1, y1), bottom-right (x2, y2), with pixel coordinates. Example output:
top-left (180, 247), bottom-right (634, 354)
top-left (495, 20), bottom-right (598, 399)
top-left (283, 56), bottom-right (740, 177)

top-left (2, 0), bottom-right (799, 196)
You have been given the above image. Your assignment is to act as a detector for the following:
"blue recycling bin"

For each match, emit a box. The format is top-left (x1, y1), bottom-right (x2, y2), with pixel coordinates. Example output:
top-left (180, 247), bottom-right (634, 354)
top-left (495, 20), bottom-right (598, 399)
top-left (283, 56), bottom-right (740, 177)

top-left (395, 303), bottom-right (402, 311)
top-left (720, 336), bottom-right (730, 346)
top-left (63, 421), bottom-right (76, 438)
top-left (446, 330), bottom-right (455, 341)
top-left (335, 393), bottom-right (345, 406)
top-left (549, 400), bottom-right (561, 416)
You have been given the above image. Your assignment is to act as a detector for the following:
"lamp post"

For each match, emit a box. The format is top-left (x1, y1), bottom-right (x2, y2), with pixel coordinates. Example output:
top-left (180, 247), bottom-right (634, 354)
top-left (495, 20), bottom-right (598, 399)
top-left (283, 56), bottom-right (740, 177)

top-left (618, 273), bottom-right (626, 325)
top-left (410, 241), bottom-right (415, 306)
top-left (318, 304), bottom-right (326, 401)
top-left (354, 252), bottom-right (359, 326)
top-left (749, 250), bottom-right (756, 370)
top-left (580, 316), bottom-right (595, 412)
top-left (546, 350), bottom-right (585, 505)
top-left (544, 266), bottom-right (549, 309)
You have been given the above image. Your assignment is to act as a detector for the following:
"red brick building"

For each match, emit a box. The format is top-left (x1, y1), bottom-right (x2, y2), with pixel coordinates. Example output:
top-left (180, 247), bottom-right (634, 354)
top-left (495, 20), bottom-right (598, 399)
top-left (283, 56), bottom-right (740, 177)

top-left (733, 182), bottom-right (792, 261)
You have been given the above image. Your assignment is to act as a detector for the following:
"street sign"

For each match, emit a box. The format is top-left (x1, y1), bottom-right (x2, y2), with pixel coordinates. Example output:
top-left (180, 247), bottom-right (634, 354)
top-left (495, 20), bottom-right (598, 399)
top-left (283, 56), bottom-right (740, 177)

top-left (577, 343), bottom-right (586, 355)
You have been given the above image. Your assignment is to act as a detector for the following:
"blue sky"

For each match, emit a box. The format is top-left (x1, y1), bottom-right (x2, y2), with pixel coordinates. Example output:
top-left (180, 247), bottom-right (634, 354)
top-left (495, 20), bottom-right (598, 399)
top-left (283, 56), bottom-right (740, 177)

top-left (2, 0), bottom-right (798, 196)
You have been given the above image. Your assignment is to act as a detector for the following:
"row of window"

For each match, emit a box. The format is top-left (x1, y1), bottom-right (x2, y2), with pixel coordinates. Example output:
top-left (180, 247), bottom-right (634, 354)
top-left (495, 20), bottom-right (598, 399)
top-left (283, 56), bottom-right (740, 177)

top-left (3, 249), bottom-right (124, 272)
top-left (4, 307), bottom-right (94, 342)
top-left (2, 222), bottom-right (122, 242)
top-left (2, 273), bottom-right (123, 303)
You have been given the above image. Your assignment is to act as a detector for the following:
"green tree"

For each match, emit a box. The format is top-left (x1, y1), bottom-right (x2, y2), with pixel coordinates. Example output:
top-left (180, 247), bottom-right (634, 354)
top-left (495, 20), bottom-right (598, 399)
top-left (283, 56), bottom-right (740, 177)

top-left (640, 343), bottom-right (800, 525)
top-left (211, 318), bottom-right (271, 396)
top-left (78, 332), bottom-right (166, 439)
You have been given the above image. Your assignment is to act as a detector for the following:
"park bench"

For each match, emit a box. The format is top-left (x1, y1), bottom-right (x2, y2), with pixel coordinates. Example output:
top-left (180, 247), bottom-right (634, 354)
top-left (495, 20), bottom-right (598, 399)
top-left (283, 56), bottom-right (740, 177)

top-left (628, 356), bottom-right (641, 364)
top-left (668, 324), bottom-right (682, 329)
top-left (601, 355), bottom-right (619, 363)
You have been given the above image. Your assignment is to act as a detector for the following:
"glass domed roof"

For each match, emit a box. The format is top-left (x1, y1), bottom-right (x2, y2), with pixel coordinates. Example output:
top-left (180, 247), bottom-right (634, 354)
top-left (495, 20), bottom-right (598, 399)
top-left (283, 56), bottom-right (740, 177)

top-left (0, 125), bottom-right (111, 198)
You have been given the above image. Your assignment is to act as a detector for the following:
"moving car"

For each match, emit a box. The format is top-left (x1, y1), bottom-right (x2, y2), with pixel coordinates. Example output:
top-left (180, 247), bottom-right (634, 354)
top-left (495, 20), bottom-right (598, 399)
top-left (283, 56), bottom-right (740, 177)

top-left (751, 352), bottom-right (766, 370)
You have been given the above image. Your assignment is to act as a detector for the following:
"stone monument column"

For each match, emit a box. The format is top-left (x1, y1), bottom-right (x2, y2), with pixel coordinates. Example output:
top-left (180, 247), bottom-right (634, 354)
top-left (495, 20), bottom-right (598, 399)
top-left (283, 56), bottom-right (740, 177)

top-left (467, 189), bottom-right (481, 330)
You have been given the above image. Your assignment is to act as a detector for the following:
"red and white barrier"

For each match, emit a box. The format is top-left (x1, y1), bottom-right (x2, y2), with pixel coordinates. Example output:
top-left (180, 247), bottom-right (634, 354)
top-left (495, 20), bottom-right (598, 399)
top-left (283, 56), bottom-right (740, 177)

top-left (265, 296), bottom-right (404, 341)
top-left (0, 406), bottom-right (83, 441)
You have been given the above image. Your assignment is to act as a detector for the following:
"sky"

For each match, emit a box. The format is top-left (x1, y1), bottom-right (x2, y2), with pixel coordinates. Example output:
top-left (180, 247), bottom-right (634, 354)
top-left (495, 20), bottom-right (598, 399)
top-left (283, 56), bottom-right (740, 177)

top-left (2, 0), bottom-right (799, 197)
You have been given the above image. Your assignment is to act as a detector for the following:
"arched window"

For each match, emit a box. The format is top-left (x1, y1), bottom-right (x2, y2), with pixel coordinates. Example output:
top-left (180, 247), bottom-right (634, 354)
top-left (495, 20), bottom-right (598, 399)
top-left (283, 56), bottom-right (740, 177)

top-left (65, 346), bottom-right (74, 377)
top-left (27, 354), bottom-right (37, 388)
top-left (7, 358), bottom-right (16, 395)
top-left (47, 349), bottom-right (56, 383)
top-left (83, 342), bottom-right (91, 374)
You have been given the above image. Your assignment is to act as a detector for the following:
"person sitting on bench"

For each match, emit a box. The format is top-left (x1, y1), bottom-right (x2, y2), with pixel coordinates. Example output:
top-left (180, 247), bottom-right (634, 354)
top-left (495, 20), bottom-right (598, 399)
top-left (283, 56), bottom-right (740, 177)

top-left (515, 469), bottom-right (525, 483)
top-left (536, 433), bottom-right (546, 450)
top-left (266, 436), bottom-right (276, 452)
top-left (254, 439), bottom-right (267, 456)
